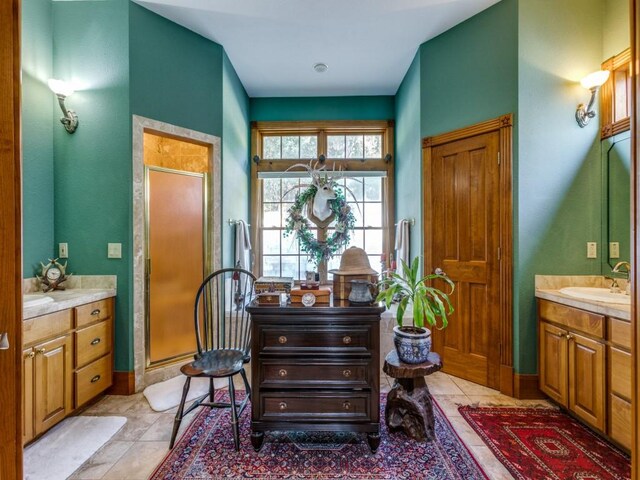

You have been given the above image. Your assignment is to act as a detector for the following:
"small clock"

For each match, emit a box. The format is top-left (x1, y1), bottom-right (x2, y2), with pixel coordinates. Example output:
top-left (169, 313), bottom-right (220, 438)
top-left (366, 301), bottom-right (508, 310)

top-left (301, 292), bottom-right (317, 307)
top-left (46, 266), bottom-right (62, 282)
top-left (38, 258), bottom-right (70, 292)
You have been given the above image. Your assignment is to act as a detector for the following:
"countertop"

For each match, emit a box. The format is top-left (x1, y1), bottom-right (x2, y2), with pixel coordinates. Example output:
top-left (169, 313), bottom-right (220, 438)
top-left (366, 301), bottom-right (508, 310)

top-left (23, 288), bottom-right (116, 320)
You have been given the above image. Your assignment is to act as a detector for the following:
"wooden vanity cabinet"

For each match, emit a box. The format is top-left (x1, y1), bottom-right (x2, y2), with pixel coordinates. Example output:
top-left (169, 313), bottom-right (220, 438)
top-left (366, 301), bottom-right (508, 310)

top-left (607, 317), bottom-right (632, 449)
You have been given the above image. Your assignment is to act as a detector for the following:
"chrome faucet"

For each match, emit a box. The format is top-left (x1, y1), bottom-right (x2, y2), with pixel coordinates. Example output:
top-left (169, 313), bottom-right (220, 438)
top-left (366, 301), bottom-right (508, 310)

top-left (611, 261), bottom-right (631, 295)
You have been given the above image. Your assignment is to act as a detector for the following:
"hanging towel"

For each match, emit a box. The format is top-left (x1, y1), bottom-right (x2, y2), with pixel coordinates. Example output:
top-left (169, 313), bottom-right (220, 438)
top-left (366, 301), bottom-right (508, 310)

top-left (395, 219), bottom-right (410, 277)
top-left (235, 220), bottom-right (252, 271)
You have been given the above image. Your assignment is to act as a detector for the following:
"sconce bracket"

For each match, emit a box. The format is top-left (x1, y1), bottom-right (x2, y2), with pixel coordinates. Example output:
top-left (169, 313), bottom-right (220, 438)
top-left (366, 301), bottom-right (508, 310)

top-left (575, 87), bottom-right (598, 128)
top-left (56, 94), bottom-right (78, 134)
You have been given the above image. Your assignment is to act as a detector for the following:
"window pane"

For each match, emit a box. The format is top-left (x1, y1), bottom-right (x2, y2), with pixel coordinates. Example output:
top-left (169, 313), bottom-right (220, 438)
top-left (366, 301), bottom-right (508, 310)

top-left (282, 178), bottom-right (300, 202)
top-left (263, 203), bottom-right (281, 228)
top-left (368, 256), bottom-right (380, 274)
top-left (301, 257), bottom-right (314, 277)
top-left (348, 229), bottom-right (364, 249)
top-left (346, 135), bottom-right (364, 158)
top-left (349, 203), bottom-right (363, 227)
top-left (300, 136), bottom-right (318, 159)
top-left (364, 135), bottom-right (382, 158)
top-left (364, 203), bottom-right (382, 227)
top-left (281, 231), bottom-right (298, 255)
top-left (365, 229), bottom-right (383, 253)
top-left (262, 256), bottom-right (280, 277)
top-left (262, 230), bottom-right (280, 254)
top-left (281, 256), bottom-right (298, 279)
top-left (364, 177), bottom-right (382, 201)
top-left (282, 136), bottom-right (299, 158)
top-left (327, 255), bottom-right (341, 273)
top-left (281, 203), bottom-right (294, 225)
top-left (263, 136), bottom-right (281, 159)
top-left (263, 178), bottom-right (280, 202)
top-left (327, 136), bottom-right (345, 158)
top-left (345, 178), bottom-right (363, 202)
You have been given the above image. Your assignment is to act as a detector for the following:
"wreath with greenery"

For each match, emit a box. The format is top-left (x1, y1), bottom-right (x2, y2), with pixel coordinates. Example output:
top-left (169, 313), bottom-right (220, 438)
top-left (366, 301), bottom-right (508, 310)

top-left (284, 181), bottom-right (356, 265)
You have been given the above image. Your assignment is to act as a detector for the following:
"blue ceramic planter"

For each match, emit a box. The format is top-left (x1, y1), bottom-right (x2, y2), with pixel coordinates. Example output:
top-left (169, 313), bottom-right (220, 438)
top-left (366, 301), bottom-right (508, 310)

top-left (393, 325), bottom-right (432, 364)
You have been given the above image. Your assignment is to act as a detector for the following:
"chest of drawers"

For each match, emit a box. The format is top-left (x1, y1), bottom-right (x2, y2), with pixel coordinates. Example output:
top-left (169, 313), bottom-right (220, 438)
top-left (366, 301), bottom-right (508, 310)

top-left (247, 301), bottom-right (384, 452)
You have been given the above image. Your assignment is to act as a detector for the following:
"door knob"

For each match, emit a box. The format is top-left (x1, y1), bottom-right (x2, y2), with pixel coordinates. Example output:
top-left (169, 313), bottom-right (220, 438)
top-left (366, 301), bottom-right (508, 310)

top-left (0, 332), bottom-right (8, 350)
top-left (434, 268), bottom-right (446, 276)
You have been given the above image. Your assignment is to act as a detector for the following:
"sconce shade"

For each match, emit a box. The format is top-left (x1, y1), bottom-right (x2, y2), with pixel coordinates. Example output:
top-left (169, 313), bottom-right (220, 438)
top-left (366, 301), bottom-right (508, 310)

top-left (580, 70), bottom-right (610, 90)
top-left (47, 78), bottom-right (75, 97)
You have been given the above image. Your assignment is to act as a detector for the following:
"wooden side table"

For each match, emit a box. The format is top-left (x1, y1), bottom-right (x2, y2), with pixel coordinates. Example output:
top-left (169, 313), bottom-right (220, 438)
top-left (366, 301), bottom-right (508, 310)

top-left (383, 350), bottom-right (442, 441)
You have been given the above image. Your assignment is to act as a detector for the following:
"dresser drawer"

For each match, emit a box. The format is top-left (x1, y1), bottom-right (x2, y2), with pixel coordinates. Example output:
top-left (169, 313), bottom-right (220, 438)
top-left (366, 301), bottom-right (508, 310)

top-left (75, 353), bottom-right (112, 407)
top-left (538, 300), bottom-right (604, 339)
top-left (261, 392), bottom-right (370, 422)
top-left (75, 299), bottom-right (112, 328)
top-left (609, 346), bottom-right (632, 401)
top-left (609, 393), bottom-right (631, 450)
top-left (608, 317), bottom-right (631, 350)
top-left (23, 309), bottom-right (73, 346)
top-left (75, 320), bottom-right (111, 368)
top-left (260, 326), bottom-right (371, 352)
top-left (260, 360), bottom-right (370, 389)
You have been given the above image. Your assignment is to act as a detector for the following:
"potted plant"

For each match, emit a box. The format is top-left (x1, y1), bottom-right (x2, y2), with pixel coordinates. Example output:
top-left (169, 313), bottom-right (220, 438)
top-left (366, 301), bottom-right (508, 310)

top-left (376, 256), bottom-right (454, 364)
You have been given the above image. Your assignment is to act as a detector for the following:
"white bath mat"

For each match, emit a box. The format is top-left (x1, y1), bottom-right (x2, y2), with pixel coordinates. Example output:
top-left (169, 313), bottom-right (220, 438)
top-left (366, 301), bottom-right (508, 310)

top-left (143, 375), bottom-right (228, 412)
top-left (24, 415), bottom-right (126, 480)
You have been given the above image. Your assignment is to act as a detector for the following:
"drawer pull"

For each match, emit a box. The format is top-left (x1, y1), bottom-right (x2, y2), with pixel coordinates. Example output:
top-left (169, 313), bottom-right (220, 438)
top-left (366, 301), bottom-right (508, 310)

top-left (343, 369), bottom-right (352, 378)
top-left (26, 351), bottom-right (35, 359)
top-left (91, 375), bottom-right (101, 383)
top-left (343, 401), bottom-right (351, 411)
top-left (91, 309), bottom-right (101, 316)
top-left (279, 401), bottom-right (287, 411)
top-left (90, 338), bottom-right (101, 346)
top-left (36, 348), bottom-right (46, 355)
top-left (278, 336), bottom-right (287, 344)
top-left (343, 336), bottom-right (352, 345)
top-left (278, 369), bottom-right (288, 377)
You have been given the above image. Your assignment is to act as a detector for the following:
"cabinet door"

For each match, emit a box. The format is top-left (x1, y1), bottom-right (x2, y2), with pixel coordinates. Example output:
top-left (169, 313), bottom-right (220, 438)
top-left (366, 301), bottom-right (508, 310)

top-left (568, 333), bottom-right (605, 431)
top-left (23, 348), bottom-right (34, 444)
top-left (539, 321), bottom-right (568, 406)
top-left (34, 335), bottom-right (73, 435)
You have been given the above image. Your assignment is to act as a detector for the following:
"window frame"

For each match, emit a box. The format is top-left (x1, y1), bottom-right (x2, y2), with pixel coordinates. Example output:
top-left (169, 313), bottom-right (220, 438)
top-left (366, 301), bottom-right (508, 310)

top-left (250, 120), bottom-right (395, 279)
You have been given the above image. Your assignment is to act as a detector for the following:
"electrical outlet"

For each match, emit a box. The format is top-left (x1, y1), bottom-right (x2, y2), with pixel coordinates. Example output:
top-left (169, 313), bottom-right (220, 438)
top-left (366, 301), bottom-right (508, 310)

top-left (587, 242), bottom-right (598, 259)
top-left (107, 243), bottom-right (122, 259)
top-left (609, 242), bottom-right (620, 259)
top-left (59, 243), bottom-right (68, 259)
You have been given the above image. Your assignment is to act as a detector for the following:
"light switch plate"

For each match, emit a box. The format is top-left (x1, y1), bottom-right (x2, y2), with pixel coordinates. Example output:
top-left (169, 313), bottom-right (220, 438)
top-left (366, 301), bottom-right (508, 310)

top-left (107, 243), bottom-right (122, 259)
top-left (59, 243), bottom-right (68, 259)
top-left (609, 242), bottom-right (620, 259)
top-left (587, 242), bottom-right (597, 259)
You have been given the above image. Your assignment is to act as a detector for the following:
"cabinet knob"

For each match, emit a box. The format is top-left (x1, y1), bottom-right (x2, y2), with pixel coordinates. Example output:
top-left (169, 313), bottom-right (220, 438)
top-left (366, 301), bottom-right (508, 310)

top-left (279, 401), bottom-right (287, 411)
top-left (91, 375), bottom-right (101, 383)
top-left (278, 336), bottom-right (287, 344)
top-left (26, 351), bottom-right (35, 359)
top-left (566, 334), bottom-right (574, 340)
top-left (91, 338), bottom-right (101, 346)
top-left (91, 309), bottom-right (101, 316)
top-left (343, 401), bottom-right (351, 411)
top-left (36, 348), bottom-right (46, 355)
top-left (343, 369), bottom-right (352, 378)
top-left (278, 369), bottom-right (288, 377)
top-left (343, 336), bottom-right (352, 345)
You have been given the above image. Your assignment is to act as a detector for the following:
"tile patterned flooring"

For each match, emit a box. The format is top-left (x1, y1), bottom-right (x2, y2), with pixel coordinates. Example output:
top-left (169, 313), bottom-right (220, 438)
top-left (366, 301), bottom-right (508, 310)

top-left (60, 373), bottom-right (552, 479)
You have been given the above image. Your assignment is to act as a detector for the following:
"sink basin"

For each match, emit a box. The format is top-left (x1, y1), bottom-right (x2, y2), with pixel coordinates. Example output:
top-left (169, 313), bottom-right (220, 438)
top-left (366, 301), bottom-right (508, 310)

top-left (559, 287), bottom-right (631, 305)
top-left (23, 293), bottom-right (54, 308)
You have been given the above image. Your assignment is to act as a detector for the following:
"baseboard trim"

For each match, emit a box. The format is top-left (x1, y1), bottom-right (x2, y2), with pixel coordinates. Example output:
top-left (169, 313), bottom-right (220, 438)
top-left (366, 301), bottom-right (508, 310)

top-left (108, 371), bottom-right (136, 395)
top-left (514, 373), bottom-right (545, 399)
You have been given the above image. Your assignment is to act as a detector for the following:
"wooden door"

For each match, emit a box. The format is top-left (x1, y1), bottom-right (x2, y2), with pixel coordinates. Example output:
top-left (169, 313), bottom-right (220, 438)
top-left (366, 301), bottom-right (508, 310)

top-left (146, 167), bottom-right (205, 365)
top-left (568, 333), bottom-right (605, 431)
top-left (426, 131), bottom-right (502, 389)
top-left (23, 348), bottom-right (34, 445)
top-left (538, 321), bottom-right (568, 406)
top-left (0, 0), bottom-right (23, 477)
top-left (34, 335), bottom-right (72, 435)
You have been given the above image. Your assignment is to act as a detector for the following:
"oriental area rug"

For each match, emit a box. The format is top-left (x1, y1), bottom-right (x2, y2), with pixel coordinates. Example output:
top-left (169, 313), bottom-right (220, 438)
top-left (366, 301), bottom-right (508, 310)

top-left (459, 406), bottom-right (630, 480)
top-left (150, 393), bottom-right (487, 479)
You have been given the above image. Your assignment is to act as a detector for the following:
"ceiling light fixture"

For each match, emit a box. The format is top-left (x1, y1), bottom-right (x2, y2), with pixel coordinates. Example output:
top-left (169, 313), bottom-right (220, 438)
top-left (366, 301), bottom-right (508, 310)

top-left (313, 63), bottom-right (328, 73)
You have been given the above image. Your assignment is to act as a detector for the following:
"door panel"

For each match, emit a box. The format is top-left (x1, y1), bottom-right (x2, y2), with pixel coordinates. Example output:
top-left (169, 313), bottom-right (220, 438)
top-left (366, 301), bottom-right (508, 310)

top-left (147, 168), bottom-right (205, 365)
top-left (569, 333), bottom-right (605, 430)
top-left (539, 321), bottom-right (568, 406)
top-left (23, 348), bottom-right (34, 445)
top-left (428, 132), bottom-right (501, 389)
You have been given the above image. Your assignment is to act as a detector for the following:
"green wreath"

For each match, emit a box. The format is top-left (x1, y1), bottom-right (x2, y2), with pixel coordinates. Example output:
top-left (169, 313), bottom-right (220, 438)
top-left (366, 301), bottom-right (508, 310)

top-left (284, 182), bottom-right (356, 265)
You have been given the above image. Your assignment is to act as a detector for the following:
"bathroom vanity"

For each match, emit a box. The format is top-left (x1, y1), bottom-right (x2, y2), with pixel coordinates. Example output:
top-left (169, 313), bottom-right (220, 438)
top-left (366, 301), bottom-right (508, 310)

top-left (22, 285), bottom-right (116, 444)
top-left (536, 276), bottom-right (631, 450)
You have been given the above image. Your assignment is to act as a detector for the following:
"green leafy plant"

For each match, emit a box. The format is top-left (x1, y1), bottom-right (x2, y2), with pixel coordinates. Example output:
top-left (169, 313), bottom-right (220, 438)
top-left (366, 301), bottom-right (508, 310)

top-left (376, 256), bottom-right (455, 330)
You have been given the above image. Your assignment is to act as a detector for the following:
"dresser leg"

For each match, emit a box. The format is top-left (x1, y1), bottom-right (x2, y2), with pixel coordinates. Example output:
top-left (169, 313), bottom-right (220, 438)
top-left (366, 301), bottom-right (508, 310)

top-left (367, 432), bottom-right (381, 453)
top-left (251, 431), bottom-right (264, 451)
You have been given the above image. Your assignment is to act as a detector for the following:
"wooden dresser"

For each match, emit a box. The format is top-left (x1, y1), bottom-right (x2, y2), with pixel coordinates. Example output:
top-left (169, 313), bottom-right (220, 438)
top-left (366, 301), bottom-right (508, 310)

top-left (247, 301), bottom-right (384, 452)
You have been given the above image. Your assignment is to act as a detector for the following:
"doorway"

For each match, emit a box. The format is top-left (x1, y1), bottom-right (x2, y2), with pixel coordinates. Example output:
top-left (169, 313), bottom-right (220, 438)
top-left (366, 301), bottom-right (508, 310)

top-left (422, 115), bottom-right (514, 394)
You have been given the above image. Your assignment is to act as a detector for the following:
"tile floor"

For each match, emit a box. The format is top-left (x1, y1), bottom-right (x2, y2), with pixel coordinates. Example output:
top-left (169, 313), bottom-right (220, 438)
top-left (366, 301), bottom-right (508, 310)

top-left (55, 373), bottom-right (552, 479)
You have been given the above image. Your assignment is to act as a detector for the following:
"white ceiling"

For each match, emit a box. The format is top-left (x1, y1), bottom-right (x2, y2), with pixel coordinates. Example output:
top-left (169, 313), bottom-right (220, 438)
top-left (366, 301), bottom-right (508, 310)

top-left (134, 0), bottom-right (500, 97)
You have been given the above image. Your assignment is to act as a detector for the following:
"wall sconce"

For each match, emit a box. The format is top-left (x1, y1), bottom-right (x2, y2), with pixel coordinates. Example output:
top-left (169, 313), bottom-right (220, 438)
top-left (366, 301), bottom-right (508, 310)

top-left (48, 78), bottom-right (78, 134)
top-left (575, 70), bottom-right (610, 128)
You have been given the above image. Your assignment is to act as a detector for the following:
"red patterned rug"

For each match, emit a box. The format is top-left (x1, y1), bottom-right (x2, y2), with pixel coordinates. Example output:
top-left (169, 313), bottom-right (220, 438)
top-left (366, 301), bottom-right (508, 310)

top-left (150, 392), bottom-right (487, 479)
top-left (459, 406), bottom-right (630, 480)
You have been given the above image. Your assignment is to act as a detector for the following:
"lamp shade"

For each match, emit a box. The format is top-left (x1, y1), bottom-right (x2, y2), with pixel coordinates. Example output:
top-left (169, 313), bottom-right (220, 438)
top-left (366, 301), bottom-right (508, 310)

top-left (47, 78), bottom-right (74, 97)
top-left (580, 70), bottom-right (610, 90)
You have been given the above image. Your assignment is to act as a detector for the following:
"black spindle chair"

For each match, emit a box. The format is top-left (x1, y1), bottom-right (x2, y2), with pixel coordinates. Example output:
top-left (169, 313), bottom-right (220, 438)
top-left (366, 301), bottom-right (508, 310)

top-left (169, 267), bottom-right (256, 450)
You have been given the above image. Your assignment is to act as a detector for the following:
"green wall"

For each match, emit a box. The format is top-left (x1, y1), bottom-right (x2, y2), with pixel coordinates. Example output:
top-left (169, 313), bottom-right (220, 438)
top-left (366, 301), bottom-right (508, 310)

top-left (222, 52), bottom-right (251, 267)
top-left (603, 0), bottom-right (630, 59)
top-left (53, 0), bottom-right (132, 371)
top-left (394, 52), bottom-right (422, 261)
top-left (517, 0), bottom-right (604, 373)
top-left (250, 96), bottom-right (394, 122)
top-left (22, 0), bottom-right (54, 276)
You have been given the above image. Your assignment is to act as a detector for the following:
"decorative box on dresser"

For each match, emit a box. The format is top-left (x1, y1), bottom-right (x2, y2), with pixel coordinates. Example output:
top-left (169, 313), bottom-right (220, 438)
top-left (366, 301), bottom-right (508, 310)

top-left (23, 292), bottom-right (115, 444)
top-left (247, 300), bottom-right (384, 453)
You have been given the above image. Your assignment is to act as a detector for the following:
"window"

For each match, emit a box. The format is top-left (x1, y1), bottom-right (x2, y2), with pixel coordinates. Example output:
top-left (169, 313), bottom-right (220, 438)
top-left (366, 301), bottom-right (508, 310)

top-left (251, 121), bottom-right (395, 280)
